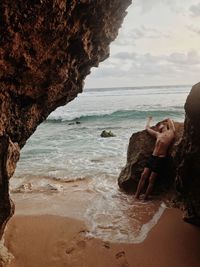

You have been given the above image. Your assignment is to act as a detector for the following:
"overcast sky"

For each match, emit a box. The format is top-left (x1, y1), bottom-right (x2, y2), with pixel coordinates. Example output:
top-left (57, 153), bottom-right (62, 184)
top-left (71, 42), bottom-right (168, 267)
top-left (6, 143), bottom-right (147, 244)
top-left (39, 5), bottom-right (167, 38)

top-left (85, 0), bottom-right (200, 88)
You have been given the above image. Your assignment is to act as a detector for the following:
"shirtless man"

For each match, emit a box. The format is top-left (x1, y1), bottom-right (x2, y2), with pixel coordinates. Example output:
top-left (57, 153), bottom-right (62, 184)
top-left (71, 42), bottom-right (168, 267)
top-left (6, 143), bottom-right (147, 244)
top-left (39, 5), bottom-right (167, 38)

top-left (135, 116), bottom-right (175, 200)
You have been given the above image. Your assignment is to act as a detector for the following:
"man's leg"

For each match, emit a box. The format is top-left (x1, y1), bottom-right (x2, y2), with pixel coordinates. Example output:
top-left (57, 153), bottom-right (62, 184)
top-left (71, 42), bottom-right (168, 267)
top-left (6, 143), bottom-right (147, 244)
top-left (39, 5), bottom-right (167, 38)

top-left (144, 172), bottom-right (158, 200)
top-left (135, 168), bottom-right (151, 199)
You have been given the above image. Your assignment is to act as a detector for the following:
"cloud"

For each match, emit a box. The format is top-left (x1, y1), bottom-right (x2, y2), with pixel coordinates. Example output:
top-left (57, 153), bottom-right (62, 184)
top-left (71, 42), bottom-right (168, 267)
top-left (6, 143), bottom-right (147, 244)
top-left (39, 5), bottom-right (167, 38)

top-left (89, 50), bottom-right (200, 81)
top-left (167, 51), bottom-right (200, 65)
top-left (113, 50), bottom-right (200, 66)
top-left (113, 52), bottom-right (136, 60)
top-left (85, 0), bottom-right (200, 88)
top-left (135, 0), bottom-right (166, 13)
top-left (187, 25), bottom-right (200, 35)
top-left (115, 26), bottom-right (171, 47)
top-left (189, 3), bottom-right (200, 17)
top-left (134, 26), bottom-right (170, 39)
top-left (135, 0), bottom-right (188, 14)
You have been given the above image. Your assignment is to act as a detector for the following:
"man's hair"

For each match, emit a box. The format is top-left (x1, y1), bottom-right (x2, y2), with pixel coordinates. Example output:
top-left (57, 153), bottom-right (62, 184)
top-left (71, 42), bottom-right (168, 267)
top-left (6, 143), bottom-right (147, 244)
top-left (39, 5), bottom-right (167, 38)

top-left (156, 121), bottom-right (169, 130)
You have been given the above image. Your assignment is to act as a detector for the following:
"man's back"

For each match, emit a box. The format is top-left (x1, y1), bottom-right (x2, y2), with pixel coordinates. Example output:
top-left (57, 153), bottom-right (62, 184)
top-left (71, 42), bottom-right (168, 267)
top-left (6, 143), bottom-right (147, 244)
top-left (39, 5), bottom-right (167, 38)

top-left (153, 130), bottom-right (175, 157)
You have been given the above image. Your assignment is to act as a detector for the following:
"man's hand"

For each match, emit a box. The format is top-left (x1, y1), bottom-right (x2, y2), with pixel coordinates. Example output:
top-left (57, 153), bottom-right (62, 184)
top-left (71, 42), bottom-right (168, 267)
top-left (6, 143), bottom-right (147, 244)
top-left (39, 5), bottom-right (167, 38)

top-left (146, 116), bottom-right (153, 128)
top-left (167, 118), bottom-right (176, 132)
top-left (145, 116), bottom-right (158, 138)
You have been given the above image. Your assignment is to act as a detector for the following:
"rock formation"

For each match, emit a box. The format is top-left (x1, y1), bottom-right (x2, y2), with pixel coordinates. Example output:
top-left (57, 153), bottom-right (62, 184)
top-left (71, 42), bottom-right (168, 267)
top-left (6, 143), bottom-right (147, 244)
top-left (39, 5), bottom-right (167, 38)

top-left (0, 0), bottom-right (131, 238)
top-left (176, 83), bottom-right (200, 225)
top-left (119, 82), bottom-right (200, 226)
top-left (100, 130), bottom-right (116, 138)
top-left (118, 122), bottom-right (184, 194)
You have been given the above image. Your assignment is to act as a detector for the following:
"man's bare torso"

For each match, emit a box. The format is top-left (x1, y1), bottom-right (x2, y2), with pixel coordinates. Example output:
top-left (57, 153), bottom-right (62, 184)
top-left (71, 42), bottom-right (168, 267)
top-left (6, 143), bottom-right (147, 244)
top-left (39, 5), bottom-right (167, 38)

top-left (153, 130), bottom-right (174, 157)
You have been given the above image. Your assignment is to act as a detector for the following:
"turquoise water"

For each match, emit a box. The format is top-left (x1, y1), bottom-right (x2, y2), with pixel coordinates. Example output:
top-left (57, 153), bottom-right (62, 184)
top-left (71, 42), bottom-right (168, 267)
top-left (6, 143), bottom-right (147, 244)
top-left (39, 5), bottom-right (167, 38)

top-left (13, 85), bottom-right (189, 183)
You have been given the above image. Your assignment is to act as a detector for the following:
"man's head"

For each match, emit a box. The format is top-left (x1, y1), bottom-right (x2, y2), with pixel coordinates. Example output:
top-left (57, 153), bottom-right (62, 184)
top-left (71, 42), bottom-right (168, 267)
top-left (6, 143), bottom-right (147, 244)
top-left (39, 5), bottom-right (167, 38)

top-left (158, 122), bottom-right (169, 133)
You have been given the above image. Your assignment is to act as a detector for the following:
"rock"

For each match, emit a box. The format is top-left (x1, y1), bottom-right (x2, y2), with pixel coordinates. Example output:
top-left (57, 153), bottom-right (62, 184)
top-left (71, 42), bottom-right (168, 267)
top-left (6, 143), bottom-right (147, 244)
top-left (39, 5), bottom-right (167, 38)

top-left (175, 83), bottom-right (200, 225)
top-left (0, 0), bottom-right (131, 238)
top-left (100, 130), bottom-right (116, 138)
top-left (68, 121), bottom-right (81, 125)
top-left (0, 240), bottom-right (14, 266)
top-left (118, 84), bottom-right (200, 226)
top-left (118, 121), bottom-right (184, 194)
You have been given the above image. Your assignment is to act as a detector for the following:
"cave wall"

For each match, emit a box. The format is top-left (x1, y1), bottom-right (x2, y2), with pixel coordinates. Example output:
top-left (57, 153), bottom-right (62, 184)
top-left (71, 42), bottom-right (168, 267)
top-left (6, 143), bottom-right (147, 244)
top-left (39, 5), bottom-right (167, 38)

top-left (0, 0), bottom-right (132, 236)
top-left (176, 83), bottom-right (200, 225)
top-left (0, 0), bottom-right (131, 147)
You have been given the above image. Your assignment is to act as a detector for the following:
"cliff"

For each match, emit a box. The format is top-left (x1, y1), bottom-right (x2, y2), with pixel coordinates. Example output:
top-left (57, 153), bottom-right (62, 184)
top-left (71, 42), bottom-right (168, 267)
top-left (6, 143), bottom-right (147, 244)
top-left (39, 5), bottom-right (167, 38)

top-left (0, 0), bottom-right (131, 239)
top-left (176, 83), bottom-right (200, 225)
top-left (118, 121), bottom-right (184, 194)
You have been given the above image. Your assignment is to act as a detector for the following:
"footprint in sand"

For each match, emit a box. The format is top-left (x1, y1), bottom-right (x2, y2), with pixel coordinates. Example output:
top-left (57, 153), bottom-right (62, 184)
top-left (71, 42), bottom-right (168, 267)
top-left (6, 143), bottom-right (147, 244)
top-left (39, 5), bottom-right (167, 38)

top-left (103, 241), bottom-right (110, 249)
top-left (65, 237), bottom-right (86, 255)
top-left (65, 246), bottom-right (75, 254)
top-left (76, 239), bottom-right (86, 249)
top-left (115, 251), bottom-right (129, 267)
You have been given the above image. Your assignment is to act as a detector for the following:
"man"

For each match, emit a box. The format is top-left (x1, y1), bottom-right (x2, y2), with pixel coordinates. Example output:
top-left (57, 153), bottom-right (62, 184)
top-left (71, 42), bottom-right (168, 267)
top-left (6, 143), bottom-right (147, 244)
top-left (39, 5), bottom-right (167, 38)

top-left (135, 116), bottom-right (175, 200)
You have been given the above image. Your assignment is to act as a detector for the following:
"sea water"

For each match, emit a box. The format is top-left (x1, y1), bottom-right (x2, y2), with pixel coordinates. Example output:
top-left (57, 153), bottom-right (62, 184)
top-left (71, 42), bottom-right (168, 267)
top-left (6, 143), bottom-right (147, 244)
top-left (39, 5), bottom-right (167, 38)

top-left (11, 85), bottom-right (191, 242)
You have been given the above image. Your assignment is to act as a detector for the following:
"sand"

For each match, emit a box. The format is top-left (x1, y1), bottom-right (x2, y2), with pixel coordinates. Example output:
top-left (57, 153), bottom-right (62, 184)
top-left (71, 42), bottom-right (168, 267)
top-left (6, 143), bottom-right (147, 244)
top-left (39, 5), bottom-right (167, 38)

top-left (3, 179), bottom-right (200, 266)
top-left (4, 208), bottom-right (200, 267)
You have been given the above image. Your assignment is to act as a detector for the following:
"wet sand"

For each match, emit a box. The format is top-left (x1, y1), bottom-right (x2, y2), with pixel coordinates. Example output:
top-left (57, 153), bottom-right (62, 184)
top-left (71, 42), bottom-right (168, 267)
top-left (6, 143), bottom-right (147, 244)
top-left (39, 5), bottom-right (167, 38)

top-left (4, 206), bottom-right (200, 267)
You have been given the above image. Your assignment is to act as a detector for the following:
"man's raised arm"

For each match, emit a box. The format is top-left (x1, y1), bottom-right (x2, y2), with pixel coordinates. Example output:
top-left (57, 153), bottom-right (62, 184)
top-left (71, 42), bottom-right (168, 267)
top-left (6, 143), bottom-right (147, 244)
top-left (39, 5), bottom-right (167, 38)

top-left (167, 118), bottom-right (176, 132)
top-left (145, 116), bottom-right (158, 138)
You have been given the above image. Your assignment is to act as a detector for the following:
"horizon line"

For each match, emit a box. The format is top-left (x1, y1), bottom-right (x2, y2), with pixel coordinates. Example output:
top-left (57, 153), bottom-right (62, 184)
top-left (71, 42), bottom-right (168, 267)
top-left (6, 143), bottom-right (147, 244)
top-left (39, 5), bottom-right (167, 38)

top-left (84, 84), bottom-right (193, 90)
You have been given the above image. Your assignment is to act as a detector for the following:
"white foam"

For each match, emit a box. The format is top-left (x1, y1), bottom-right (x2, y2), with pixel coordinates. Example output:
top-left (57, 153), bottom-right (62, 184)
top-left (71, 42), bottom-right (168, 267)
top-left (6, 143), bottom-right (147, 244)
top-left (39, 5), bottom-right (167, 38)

top-left (84, 180), bottom-right (167, 244)
top-left (131, 202), bottom-right (166, 244)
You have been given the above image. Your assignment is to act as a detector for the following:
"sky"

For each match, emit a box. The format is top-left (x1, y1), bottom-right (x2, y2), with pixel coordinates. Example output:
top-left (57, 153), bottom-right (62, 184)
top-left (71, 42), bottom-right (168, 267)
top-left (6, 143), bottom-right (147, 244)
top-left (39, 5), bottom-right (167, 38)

top-left (85, 0), bottom-right (200, 88)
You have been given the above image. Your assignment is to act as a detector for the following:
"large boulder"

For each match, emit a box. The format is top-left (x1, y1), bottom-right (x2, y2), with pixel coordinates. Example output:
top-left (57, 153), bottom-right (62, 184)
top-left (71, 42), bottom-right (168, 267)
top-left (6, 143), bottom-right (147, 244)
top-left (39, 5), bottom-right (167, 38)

top-left (175, 83), bottom-right (200, 225)
top-left (118, 121), bottom-right (184, 194)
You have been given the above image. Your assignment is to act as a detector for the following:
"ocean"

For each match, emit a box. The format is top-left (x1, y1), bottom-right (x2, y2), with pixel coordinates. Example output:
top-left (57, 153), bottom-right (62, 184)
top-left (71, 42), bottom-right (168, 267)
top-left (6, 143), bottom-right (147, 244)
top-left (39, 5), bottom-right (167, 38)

top-left (11, 85), bottom-right (191, 243)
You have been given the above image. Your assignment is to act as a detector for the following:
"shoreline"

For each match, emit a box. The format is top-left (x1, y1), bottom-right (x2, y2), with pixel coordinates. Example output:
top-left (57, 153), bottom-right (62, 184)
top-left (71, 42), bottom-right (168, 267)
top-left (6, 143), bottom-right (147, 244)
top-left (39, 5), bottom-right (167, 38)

top-left (4, 178), bottom-right (200, 266)
top-left (9, 179), bottom-right (168, 244)
top-left (4, 208), bottom-right (200, 267)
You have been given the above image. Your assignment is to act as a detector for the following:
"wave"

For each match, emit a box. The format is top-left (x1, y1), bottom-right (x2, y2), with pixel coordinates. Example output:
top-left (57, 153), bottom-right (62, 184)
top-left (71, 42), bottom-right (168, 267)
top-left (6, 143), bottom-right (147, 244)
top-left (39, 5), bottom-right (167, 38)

top-left (46, 107), bottom-right (184, 123)
top-left (11, 175), bottom-right (90, 194)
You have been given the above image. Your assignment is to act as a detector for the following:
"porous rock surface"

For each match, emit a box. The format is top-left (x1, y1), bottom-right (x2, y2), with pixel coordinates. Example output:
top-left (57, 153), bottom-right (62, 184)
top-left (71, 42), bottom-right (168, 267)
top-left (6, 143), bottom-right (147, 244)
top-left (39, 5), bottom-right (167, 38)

top-left (0, 0), bottom-right (131, 240)
top-left (118, 122), bottom-right (184, 193)
top-left (175, 83), bottom-right (200, 225)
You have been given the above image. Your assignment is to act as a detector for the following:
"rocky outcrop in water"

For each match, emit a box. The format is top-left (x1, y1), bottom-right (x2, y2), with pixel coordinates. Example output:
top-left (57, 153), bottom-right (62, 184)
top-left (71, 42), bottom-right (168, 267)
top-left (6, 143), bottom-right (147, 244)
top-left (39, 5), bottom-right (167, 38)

top-left (100, 130), bottom-right (116, 138)
top-left (118, 122), bottom-right (184, 194)
top-left (175, 83), bottom-right (200, 225)
top-left (0, 0), bottom-right (131, 239)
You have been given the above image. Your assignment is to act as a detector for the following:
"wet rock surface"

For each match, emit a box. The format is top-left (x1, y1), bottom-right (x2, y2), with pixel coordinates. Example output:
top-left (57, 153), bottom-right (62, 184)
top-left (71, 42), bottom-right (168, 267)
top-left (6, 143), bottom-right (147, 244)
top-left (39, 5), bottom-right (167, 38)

top-left (118, 122), bottom-right (184, 194)
top-left (100, 130), bottom-right (116, 138)
top-left (175, 83), bottom-right (200, 225)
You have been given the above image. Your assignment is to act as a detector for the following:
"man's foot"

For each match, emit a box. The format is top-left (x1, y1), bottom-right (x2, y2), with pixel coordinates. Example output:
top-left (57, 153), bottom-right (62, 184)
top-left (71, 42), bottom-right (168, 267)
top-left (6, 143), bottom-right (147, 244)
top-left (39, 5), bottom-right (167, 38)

top-left (143, 195), bottom-right (153, 201)
top-left (134, 195), bottom-right (140, 200)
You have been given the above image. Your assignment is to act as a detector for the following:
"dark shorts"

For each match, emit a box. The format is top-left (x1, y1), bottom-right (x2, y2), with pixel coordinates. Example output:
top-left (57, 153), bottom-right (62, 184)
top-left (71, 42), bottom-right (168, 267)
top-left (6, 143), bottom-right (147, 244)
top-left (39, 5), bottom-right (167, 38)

top-left (145, 155), bottom-right (168, 174)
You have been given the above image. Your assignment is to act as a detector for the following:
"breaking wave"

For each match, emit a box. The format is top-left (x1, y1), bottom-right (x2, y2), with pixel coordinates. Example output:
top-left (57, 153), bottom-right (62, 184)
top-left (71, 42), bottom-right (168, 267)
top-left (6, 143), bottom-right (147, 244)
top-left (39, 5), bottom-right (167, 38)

top-left (46, 107), bottom-right (184, 123)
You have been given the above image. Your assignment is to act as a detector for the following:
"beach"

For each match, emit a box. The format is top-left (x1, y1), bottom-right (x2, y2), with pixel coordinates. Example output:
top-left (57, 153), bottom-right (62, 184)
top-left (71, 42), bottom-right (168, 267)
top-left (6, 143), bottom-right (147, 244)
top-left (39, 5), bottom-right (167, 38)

top-left (9, 86), bottom-right (190, 243)
top-left (1, 0), bottom-right (200, 265)
top-left (4, 185), bottom-right (200, 267)
top-left (4, 85), bottom-right (200, 266)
